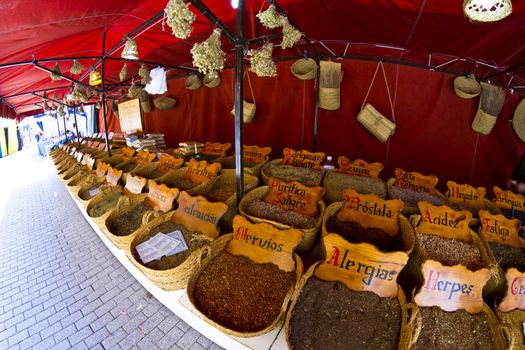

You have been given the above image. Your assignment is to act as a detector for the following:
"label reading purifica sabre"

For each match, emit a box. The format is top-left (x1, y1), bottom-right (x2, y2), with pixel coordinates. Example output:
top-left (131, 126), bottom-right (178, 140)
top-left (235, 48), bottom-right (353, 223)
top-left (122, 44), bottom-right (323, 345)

top-left (393, 168), bottom-right (438, 194)
top-left (282, 148), bottom-right (325, 170)
top-left (479, 210), bottom-right (523, 248)
top-left (144, 181), bottom-right (179, 213)
top-left (446, 181), bottom-right (486, 208)
top-left (336, 156), bottom-right (383, 179)
top-left (498, 268), bottom-right (525, 312)
top-left (200, 142), bottom-right (232, 157)
top-left (493, 186), bottom-right (525, 210)
top-left (184, 159), bottom-right (221, 184)
top-left (264, 177), bottom-right (325, 217)
top-left (243, 145), bottom-right (272, 164)
top-left (417, 202), bottom-right (473, 243)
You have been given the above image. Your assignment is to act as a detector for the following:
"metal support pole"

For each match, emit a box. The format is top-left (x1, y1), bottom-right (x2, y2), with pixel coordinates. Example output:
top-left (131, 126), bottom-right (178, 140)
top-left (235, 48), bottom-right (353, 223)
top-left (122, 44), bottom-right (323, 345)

top-left (234, 0), bottom-right (245, 204)
top-left (188, 0), bottom-right (236, 44)
top-left (101, 31), bottom-right (111, 157)
top-left (312, 55), bottom-right (320, 151)
top-left (73, 106), bottom-right (80, 144)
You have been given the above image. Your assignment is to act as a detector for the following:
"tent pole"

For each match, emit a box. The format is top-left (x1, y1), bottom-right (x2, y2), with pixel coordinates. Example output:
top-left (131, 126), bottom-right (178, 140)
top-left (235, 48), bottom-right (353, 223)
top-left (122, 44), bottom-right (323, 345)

top-left (101, 31), bottom-right (111, 157)
top-left (234, 0), bottom-right (246, 204)
top-left (312, 55), bottom-right (320, 151)
top-left (73, 106), bottom-right (80, 144)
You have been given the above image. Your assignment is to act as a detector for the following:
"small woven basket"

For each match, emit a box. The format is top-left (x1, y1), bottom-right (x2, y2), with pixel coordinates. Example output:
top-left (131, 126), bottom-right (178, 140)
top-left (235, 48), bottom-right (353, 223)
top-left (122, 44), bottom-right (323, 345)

top-left (261, 158), bottom-right (325, 187)
top-left (319, 87), bottom-right (340, 110)
top-left (454, 74), bottom-right (481, 99)
top-left (185, 75), bottom-right (202, 90)
top-left (214, 155), bottom-right (269, 177)
top-left (290, 58), bottom-right (317, 80)
top-left (153, 96), bottom-right (177, 110)
top-left (203, 73), bottom-right (221, 88)
top-left (496, 309), bottom-right (525, 349)
top-left (472, 108), bottom-right (498, 135)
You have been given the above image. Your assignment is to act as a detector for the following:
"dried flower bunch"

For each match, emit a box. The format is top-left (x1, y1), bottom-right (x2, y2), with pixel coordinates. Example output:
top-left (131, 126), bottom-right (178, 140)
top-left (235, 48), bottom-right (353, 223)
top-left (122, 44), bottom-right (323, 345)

top-left (191, 29), bottom-right (225, 79)
top-left (281, 18), bottom-right (302, 49)
top-left (248, 42), bottom-right (277, 77)
top-left (70, 84), bottom-right (89, 103)
top-left (119, 63), bottom-right (127, 82)
top-left (139, 64), bottom-right (152, 85)
top-left (50, 63), bottom-right (62, 81)
top-left (165, 0), bottom-right (196, 39)
top-left (256, 4), bottom-right (284, 29)
top-left (70, 60), bottom-right (83, 75)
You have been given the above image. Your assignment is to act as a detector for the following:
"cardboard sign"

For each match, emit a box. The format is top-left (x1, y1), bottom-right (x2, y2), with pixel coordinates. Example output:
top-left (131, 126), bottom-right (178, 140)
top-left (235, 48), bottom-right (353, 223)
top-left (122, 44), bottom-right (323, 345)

top-left (184, 159), bottom-right (221, 184)
top-left (479, 210), bottom-right (523, 248)
top-left (417, 202), bottom-right (473, 243)
top-left (336, 156), bottom-right (383, 179)
top-left (157, 154), bottom-right (184, 174)
top-left (493, 186), bottom-right (525, 210)
top-left (243, 145), bottom-right (272, 164)
top-left (498, 268), bottom-right (525, 312)
top-left (315, 233), bottom-right (408, 297)
top-left (393, 168), bottom-right (438, 194)
top-left (135, 150), bottom-right (156, 164)
top-left (336, 188), bottom-right (403, 236)
top-left (144, 181), bottom-right (179, 212)
top-left (96, 162), bottom-right (111, 178)
top-left (226, 215), bottom-right (303, 272)
top-left (264, 177), bottom-right (325, 217)
top-left (172, 191), bottom-right (227, 239)
top-left (200, 142), bottom-right (231, 157)
top-left (123, 175), bottom-right (147, 195)
top-left (415, 260), bottom-right (490, 314)
top-left (447, 181), bottom-right (486, 208)
top-left (121, 147), bottom-right (135, 160)
top-left (282, 148), bottom-right (325, 170)
top-left (106, 167), bottom-right (122, 187)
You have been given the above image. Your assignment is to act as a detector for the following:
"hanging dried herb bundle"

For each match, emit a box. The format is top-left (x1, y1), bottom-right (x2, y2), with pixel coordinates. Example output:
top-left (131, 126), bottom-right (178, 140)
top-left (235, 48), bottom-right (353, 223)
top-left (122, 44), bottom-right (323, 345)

top-left (256, 4), bottom-right (284, 29)
top-left (248, 43), bottom-right (277, 77)
top-left (70, 60), bottom-right (83, 75)
top-left (128, 81), bottom-right (142, 98)
top-left (191, 29), bottom-right (225, 79)
top-left (70, 84), bottom-right (88, 103)
top-left (119, 63), bottom-right (127, 82)
top-left (165, 0), bottom-right (196, 39)
top-left (139, 64), bottom-right (152, 85)
top-left (50, 63), bottom-right (62, 81)
top-left (42, 91), bottom-right (48, 100)
top-left (57, 105), bottom-right (64, 116)
top-left (52, 92), bottom-right (59, 101)
top-left (281, 18), bottom-right (302, 49)
top-left (122, 37), bottom-right (139, 59)
top-left (43, 101), bottom-right (50, 111)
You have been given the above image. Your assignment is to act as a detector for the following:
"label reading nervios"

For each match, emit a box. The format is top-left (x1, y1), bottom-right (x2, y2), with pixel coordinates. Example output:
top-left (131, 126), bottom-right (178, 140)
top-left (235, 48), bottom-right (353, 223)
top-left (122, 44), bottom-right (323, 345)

top-left (244, 145), bottom-right (272, 164)
top-left (226, 215), bottom-right (303, 272)
top-left (498, 268), bottom-right (525, 312)
top-left (336, 188), bottom-right (403, 236)
top-left (415, 260), bottom-right (490, 314)
top-left (479, 210), bottom-right (523, 248)
top-left (493, 186), bottom-right (525, 210)
top-left (184, 159), bottom-right (222, 184)
top-left (417, 202), bottom-right (473, 243)
top-left (282, 148), bottom-right (325, 170)
top-left (336, 156), bottom-right (383, 179)
top-left (264, 177), bottom-right (325, 217)
top-left (447, 181), bottom-right (486, 208)
top-left (393, 168), bottom-right (438, 194)
top-left (144, 181), bottom-right (180, 212)
top-left (315, 233), bottom-right (408, 297)
top-left (123, 175), bottom-right (147, 195)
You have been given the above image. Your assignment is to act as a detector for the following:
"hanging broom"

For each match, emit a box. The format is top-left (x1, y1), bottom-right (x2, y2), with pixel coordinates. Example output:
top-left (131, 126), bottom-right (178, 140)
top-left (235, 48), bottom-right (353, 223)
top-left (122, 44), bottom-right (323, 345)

top-left (472, 82), bottom-right (505, 135)
top-left (319, 61), bottom-right (343, 110)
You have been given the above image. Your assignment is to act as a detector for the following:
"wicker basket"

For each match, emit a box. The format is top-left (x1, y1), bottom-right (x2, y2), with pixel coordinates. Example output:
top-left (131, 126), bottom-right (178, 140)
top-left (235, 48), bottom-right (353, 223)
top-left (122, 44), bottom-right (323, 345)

top-left (230, 99), bottom-right (256, 124)
top-left (86, 186), bottom-right (125, 219)
top-left (496, 309), bottom-right (525, 349)
top-left (511, 98), bottom-right (525, 142)
top-left (387, 178), bottom-right (448, 216)
top-left (261, 158), bottom-right (325, 187)
top-left (185, 75), bottom-right (202, 90)
top-left (239, 186), bottom-right (325, 252)
top-left (323, 171), bottom-right (387, 203)
top-left (203, 73), bottom-right (221, 88)
top-left (214, 155), bottom-right (269, 177)
top-left (153, 96), bottom-right (177, 110)
top-left (187, 233), bottom-right (304, 338)
top-left (290, 58), bottom-right (317, 80)
top-left (454, 74), bottom-right (481, 99)
top-left (155, 167), bottom-right (219, 198)
top-left (472, 108), bottom-right (498, 135)
top-left (319, 87), bottom-right (340, 110)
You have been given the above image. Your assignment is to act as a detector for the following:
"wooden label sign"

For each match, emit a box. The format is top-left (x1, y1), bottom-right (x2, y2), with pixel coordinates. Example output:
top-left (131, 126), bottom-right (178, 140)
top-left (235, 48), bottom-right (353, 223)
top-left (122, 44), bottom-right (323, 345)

top-left (264, 177), bottom-right (325, 217)
top-left (414, 260), bottom-right (490, 314)
top-left (96, 162), bottom-right (111, 178)
top-left (184, 159), bottom-right (221, 184)
top-left (226, 215), bottom-right (302, 272)
top-left (200, 142), bottom-right (231, 157)
top-left (135, 150), bottom-right (156, 164)
top-left (157, 154), bottom-right (184, 174)
top-left (87, 140), bottom-right (94, 147)
top-left (336, 188), bottom-right (403, 236)
top-left (447, 181), bottom-right (486, 208)
top-left (244, 144), bottom-right (272, 164)
top-left (315, 233), bottom-right (408, 297)
top-left (106, 167), bottom-right (122, 187)
top-left (121, 147), bottom-right (135, 160)
top-left (123, 175), bottom-right (147, 195)
top-left (282, 148), bottom-right (325, 170)
top-left (417, 202), bottom-right (473, 243)
top-left (393, 168), bottom-right (438, 194)
top-left (86, 156), bottom-right (95, 170)
top-left (498, 268), bottom-right (525, 312)
top-left (493, 186), bottom-right (525, 210)
top-left (76, 152), bottom-right (83, 162)
top-left (172, 191), bottom-right (227, 239)
top-left (144, 181), bottom-right (179, 212)
top-left (336, 156), bottom-right (383, 179)
top-left (97, 143), bottom-right (106, 151)
top-left (479, 210), bottom-right (523, 248)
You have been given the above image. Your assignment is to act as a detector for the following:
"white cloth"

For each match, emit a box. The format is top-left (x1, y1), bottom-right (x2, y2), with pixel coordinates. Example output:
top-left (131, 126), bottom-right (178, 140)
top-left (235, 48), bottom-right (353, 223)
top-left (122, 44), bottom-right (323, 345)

top-left (145, 67), bottom-right (168, 94)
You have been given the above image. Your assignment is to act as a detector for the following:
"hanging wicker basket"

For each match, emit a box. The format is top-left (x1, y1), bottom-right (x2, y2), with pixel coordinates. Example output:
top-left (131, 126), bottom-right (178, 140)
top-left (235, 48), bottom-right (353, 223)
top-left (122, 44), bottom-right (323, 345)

top-left (454, 74), bottom-right (481, 99)
top-left (153, 96), bottom-right (177, 110)
top-left (511, 98), bottom-right (525, 142)
top-left (185, 75), bottom-right (202, 90)
top-left (139, 90), bottom-right (151, 113)
top-left (290, 58), bottom-right (317, 80)
top-left (203, 73), bottom-right (221, 88)
top-left (230, 100), bottom-right (256, 123)
top-left (472, 108), bottom-right (498, 135)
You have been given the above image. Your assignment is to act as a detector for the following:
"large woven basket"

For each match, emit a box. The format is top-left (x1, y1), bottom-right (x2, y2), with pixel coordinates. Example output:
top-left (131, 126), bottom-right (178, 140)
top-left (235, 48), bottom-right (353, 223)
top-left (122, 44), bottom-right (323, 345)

top-left (387, 178), bottom-right (448, 216)
top-left (319, 87), bottom-right (340, 110)
top-left (153, 96), bottom-right (177, 110)
top-left (187, 233), bottom-right (304, 338)
top-left (239, 186), bottom-right (325, 252)
top-left (129, 162), bottom-right (164, 186)
top-left (472, 108), bottom-right (497, 135)
top-left (323, 171), bottom-right (387, 203)
top-left (511, 98), bottom-right (525, 142)
top-left (156, 167), bottom-right (219, 198)
top-left (261, 158), bottom-right (326, 187)
top-left (290, 58), bottom-right (317, 80)
top-left (496, 309), bottom-right (525, 349)
top-left (86, 186), bottom-right (125, 219)
top-left (214, 155), bottom-right (269, 177)
top-left (77, 177), bottom-right (112, 206)
top-left (68, 173), bottom-right (100, 202)
top-left (454, 74), bottom-right (481, 99)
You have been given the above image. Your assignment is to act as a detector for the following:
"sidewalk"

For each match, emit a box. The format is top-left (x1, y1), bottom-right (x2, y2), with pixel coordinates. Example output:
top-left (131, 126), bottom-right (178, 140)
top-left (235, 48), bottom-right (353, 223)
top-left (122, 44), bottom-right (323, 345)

top-left (0, 148), bottom-right (223, 350)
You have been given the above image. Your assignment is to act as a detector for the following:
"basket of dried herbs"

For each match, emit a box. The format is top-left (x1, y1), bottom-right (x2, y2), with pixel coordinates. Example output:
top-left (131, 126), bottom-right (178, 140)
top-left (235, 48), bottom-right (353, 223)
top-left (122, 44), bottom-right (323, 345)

top-left (215, 155), bottom-right (269, 177)
top-left (156, 167), bottom-right (219, 197)
top-left (387, 178), bottom-right (448, 215)
top-left (261, 158), bottom-right (325, 187)
top-left (496, 308), bottom-right (525, 349)
top-left (86, 187), bottom-right (126, 219)
top-left (323, 171), bottom-right (387, 203)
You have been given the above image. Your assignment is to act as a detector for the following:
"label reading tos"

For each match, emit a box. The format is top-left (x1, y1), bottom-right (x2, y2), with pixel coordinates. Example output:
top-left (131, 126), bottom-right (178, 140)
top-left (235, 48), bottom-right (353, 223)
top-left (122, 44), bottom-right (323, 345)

top-left (172, 191), bottom-right (227, 239)
top-left (498, 268), bottom-right (525, 312)
top-left (123, 175), bottom-right (147, 195)
top-left (121, 147), bottom-right (135, 160)
top-left (336, 188), bottom-right (403, 236)
top-left (244, 144), bottom-right (272, 164)
top-left (144, 181), bottom-right (180, 213)
top-left (479, 210), bottom-right (523, 248)
top-left (135, 150), bottom-right (156, 164)
top-left (96, 162), bottom-right (111, 178)
top-left (415, 260), bottom-right (490, 314)
top-left (447, 181), bottom-right (486, 208)
top-left (200, 142), bottom-right (231, 157)
top-left (184, 159), bottom-right (221, 184)
top-left (157, 154), bottom-right (184, 174)
top-left (336, 156), bottom-right (383, 179)
top-left (393, 168), bottom-right (438, 194)
top-left (493, 186), bottom-right (525, 210)
top-left (264, 177), bottom-right (325, 217)
top-left (282, 148), bottom-right (325, 170)
top-left (106, 167), bottom-right (122, 187)
top-left (417, 202), bottom-right (473, 243)
top-left (227, 215), bottom-right (302, 272)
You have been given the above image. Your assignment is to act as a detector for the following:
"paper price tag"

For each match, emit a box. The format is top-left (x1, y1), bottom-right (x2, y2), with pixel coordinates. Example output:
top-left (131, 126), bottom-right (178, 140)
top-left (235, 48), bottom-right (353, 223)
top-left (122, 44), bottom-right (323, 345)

top-left (165, 230), bottom-right (189, 256)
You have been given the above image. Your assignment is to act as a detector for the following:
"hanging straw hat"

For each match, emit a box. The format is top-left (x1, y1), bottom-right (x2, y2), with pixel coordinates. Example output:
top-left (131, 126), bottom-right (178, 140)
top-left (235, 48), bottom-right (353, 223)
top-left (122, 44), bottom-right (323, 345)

top-left (153, 96), bottom-right (177, 110)
top-left (454, 74), bottom-right (481, 99)
top-left (512, 99), bottom-right (525, 142)
top-left (290, 58), bottom-right (317, 80)
top-left (185, 75), bottom-right (202, 90)
top-left (203, 73), bottom-right (221, 88)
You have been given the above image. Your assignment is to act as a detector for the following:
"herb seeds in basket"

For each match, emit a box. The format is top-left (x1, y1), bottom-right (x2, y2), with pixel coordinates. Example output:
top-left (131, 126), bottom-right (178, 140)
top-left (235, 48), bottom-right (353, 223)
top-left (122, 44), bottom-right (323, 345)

top-left (193, 251), bottom-right (295, 333)
top-left (264, 162), bottom-right (324, 187)
top-left (87, 192), bottom-right (123, 217)
top-left (327, 172), bottom-right (387, 197)
top-left (389, 185), bottom-right (446, 208)
top-left (108, 203), bottom-right (153, 236)
top-left (244, 199), bottom-right (317, 229)
top-left (163, 177), bottom-right (197, 191)
top-left (289, 277), bottom-right (401, 350)
top-left (417, 233), bottom-right (482, 271)
top-left (488, 243), bottom-right (525, 271)
top-left (220, 157), bottom-right (258, 170)
top-left (79, 182), bottom-right (102, 200)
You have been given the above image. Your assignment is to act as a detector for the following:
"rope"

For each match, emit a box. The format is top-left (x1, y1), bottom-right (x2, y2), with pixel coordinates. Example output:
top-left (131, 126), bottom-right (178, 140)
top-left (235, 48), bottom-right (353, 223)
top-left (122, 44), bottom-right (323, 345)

top-left (361, 61), bottom-right (395, 122)
top-left (245, 71), bottom-right (256, 103)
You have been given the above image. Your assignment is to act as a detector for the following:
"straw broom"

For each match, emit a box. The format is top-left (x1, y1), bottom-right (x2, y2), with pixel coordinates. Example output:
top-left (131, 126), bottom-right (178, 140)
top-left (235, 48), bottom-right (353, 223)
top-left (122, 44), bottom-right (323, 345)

top-left (480, 82), bottom-right (505, 116)
top-left (320, 61), bottom-right (342, 88)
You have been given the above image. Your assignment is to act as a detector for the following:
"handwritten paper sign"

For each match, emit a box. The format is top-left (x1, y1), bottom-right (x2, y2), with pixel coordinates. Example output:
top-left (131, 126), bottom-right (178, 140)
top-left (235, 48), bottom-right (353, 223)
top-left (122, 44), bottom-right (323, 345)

top-left (157, 154), bottom-right (184, 174)
top-left (417, 202), bottom-right (473, 243)
top-left (498, 268), bottom-right (525, 312)
top-left (123, 175), bottom-right (147, 195)
top-left (226, 215), bottom-right (303, 272)
top-left (264, 177), bottom-right (325, 217)
top-left (282, 148), bottom-right (326, 170)
top-left (336, 188), bottom-right (403, 236)
top-left (135, 150), bottom-right (156, 164)
top-left (106, 167), bottom-right (123, 187)
top-left (200, 142), bottom-right (231, 157)
top-left (121, 147), bottom-right (135, 160)
top-left (184, 159), bottom-right (221, 184)
top-left (118, 98), bottom-right (142, 132)
top-left (336, 156), bottom-right (383, 179)
top-left (393, 168), bottom-right (438, 194)
top-left (144, 181), bottom-right (179, 212)
top-left (415, 260), bottom-right (490, 314)
top-left (493, 186), bottom-right (525, 210)
top-left (315, 233), bottom-right (408, 297)
top-left (479, 210), bottom-right (523, 248)
top-left (447, 181), bottom-right (486, 208)
top-left (96, 162), bottom-right (111, 177)
top-left (172, 191), bottom-right (227, 239)
top-left (243, 145), bottom-right (272, 164)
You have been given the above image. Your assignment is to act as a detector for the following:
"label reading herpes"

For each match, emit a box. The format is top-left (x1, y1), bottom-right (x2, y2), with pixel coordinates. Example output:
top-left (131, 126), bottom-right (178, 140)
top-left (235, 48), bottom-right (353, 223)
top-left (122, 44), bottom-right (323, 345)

top-left (282, 148), bottom-right (325, 170)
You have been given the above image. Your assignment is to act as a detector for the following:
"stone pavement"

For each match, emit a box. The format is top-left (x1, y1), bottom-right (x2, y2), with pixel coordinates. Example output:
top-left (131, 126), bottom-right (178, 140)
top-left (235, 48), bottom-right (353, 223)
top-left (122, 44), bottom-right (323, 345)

top-left (0, 148), bottom-right (224, 350)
